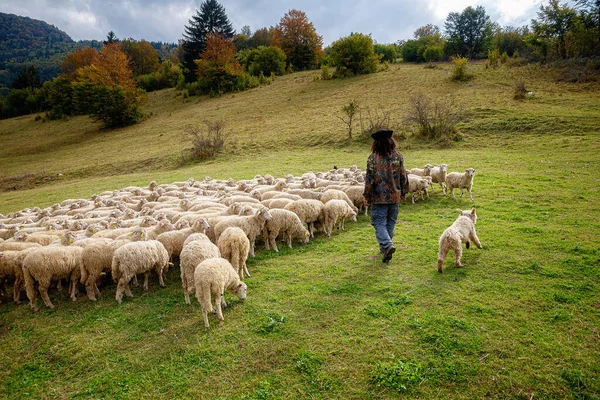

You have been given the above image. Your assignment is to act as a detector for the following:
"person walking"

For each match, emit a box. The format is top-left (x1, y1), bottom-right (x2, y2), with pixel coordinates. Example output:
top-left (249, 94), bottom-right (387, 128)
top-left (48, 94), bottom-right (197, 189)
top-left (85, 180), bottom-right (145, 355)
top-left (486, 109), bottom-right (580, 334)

top-left (363, 129), bottom-right (408, 263)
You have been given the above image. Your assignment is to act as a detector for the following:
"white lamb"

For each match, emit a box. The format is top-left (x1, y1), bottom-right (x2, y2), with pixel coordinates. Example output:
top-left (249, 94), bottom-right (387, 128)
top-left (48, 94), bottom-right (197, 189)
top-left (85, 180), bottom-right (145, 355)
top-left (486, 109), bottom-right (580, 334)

top-left (111, 240), bottom-right (169, 304)
top-left (218, 227), bottom-right (251, 279)
top-left (408, 164), bottom-right (433, 176)
top-left (212, 208), bottom-right (272, 257)
top-left (323, 199), bottom-right (357, 237)
top-left (429, 164), bottom-right (448, 194)
top-left (407, 174), bottom-right (431, 203)
top-left (284, 199), bottom-right (324, 238)
top-left (262, 209), bottom-right (310, 252)
top-left (319, 189), bottom-right (358, 213)
top-left (445, 168), bottom-right (476, 201)
top-left (194, 258), bottom-right (247, 329)
top-left (179, 234), bottom-right (220, 305)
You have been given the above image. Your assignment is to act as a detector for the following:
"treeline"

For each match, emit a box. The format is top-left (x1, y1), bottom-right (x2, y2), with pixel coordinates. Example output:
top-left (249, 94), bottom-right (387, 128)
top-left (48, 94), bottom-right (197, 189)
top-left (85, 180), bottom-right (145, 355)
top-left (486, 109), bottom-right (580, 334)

top-left (399, 0), bottom-right (599, 63)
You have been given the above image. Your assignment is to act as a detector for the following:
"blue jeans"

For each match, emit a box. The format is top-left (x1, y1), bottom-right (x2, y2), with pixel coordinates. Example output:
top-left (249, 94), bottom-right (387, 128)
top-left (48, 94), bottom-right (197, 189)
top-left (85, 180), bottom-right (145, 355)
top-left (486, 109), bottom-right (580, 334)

top-left (370, 203), bottom-right (399, 252)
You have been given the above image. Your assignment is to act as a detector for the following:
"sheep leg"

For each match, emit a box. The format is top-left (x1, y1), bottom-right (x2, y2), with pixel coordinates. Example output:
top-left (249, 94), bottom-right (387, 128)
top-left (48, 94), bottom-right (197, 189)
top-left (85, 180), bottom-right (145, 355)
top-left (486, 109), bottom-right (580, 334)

top-left (287, 233), bottom-right (293, 249)
top-left (243, 263), bottom-right (250, 278)
top-left (13, 278), bottom-right (21, 304)
top-left (263, 228), bottom-right (271, 250)
top-left (468, 188), bottom-right (474, 201)
top-left (142, 272), bottom-right (150, 291)
top-left (459, 188), bottom-right (464, 197)
top-left (156, 266), bottom-right (166, 287)
top-left (38, 281), bottom-right (54, 309)
top-left (94, 283), bottom-right (101, 298)
top-left (69, 276), bottom-right (78, 302)
top-left (440, 183), bottom-right (446, 195)
top-left (411, 193), bottom-right (416, 204)
top-left (450, 188), bottom-right (456, 199)
top-left (115, 279), bottom-right (127, 304)
top-left (202, 309), bottom-right (210, 329)
top-left (56, 279), bottom-right (63, 292)
top-left (454, 246), bottom-right (463, 268)
top-left (124, 281), bottom-right (133, 297)
top-left (470, 230), bottom-right (482, 249)
top-left (215, 295), bottom-right (225, 322)
top-left (132, 274), bottom-right (139, 287)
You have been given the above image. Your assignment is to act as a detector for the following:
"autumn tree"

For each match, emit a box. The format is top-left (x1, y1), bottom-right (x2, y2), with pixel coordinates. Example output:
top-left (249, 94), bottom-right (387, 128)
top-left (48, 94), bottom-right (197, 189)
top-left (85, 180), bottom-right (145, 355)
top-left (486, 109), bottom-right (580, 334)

top-left (273, 10), bottom-right (323, 71)
top-left (195, 33), bottom-right (244, 94)
top-left (181, 0), bottom-right (235, 82)
top-left (73, 43), bottom-right (145, 128)
top-left (121, 39), bottom-right (160, 76)
top-left (251, 27), bottom-right (276, 48)
top-left (414, 24), bottom-right (440, 39)
top-left (61, 47), bottom-right (99, 79)
top-left (328, 33), bottom-right (379, 77)
top-left (445, 6), bottom-right (494, 58)
top-left (532, 0), bottom-right (577, 59)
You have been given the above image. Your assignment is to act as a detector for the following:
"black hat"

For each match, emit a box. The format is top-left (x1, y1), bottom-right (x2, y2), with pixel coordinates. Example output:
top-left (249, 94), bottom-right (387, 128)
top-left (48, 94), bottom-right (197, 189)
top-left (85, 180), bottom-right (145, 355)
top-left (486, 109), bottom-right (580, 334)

top-left (371, 129), bottom-right (393, 140)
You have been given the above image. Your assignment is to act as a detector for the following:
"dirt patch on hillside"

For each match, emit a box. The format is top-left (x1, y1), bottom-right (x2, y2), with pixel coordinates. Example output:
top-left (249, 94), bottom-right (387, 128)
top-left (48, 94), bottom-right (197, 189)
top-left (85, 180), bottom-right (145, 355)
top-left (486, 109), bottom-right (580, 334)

top-left (0, 172), bottom-right (59, 192)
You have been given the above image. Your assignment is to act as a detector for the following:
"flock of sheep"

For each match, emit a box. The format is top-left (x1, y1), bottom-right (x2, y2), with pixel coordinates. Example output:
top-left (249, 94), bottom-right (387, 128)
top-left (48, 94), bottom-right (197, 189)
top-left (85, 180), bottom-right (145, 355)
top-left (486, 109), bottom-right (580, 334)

top-left (0, 163), bottom-right (476, 328)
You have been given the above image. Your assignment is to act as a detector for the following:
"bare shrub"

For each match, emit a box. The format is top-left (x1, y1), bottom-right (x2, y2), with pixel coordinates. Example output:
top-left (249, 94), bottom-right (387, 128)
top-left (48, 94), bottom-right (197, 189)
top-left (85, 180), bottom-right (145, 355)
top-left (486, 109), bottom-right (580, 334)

top-left (404, 93), bottom-right (464, 146)
top-left (337, 99), bottom-right (359, 140)
top-left (359, 105), bottom-right (394, 138)
top-left (182, 119), bottom-right (228, 162)
top-left (513, 81), bottom-right (528, 100)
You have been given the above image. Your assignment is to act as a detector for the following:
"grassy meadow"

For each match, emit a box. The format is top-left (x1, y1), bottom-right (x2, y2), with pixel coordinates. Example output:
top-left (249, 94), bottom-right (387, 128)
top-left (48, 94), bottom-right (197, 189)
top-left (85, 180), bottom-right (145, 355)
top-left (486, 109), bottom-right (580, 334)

top-left (0, 62), bottom-right (599, 399)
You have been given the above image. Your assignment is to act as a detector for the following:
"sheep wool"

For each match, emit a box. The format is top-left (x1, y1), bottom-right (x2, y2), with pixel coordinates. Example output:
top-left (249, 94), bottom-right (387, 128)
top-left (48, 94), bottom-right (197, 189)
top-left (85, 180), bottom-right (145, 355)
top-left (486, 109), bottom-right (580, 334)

top-left (194, 258), bottom-right (247, 329)
top-left (263, 209), bottom-right (309, 252)
top-left (180, 236), bottom-right (220, 305)
top-left (323, 200), bottom-right (357, 237)
top-left (445, 168), bottom-right (476, 201)
top-left (218, 227), bottom-right (251, 279)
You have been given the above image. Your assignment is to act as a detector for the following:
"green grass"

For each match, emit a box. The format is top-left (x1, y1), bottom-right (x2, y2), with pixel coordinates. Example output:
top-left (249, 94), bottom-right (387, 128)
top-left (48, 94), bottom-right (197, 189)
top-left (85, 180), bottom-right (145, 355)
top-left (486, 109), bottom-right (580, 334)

top-left (0, 62), bottom-right (599, 399)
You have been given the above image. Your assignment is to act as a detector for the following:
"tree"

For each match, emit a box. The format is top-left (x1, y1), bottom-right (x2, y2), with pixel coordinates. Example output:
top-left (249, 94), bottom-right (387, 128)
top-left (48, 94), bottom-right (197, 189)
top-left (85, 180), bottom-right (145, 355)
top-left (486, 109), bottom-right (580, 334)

top-left (105, 31), bottom-right (119, 45)
top-left (195, 33), bottom-right (244, 94)
top-left (329, 33), bottom-right (379, 77)
top-left (374, 43), bottom-right (398, 63)
top-left (61, 47), bottom-right (99, 79)
top-left (37, 76), bottom-right (74, 119)
top-left (242, 46), bottom-right (287, 76)
top-left (181, 0), bottom-right (235, 82)
top-left (73, 44), bottom-right (144, 128)
top-left (531, 0), bottom-right (576, 59)
top-left (272, 10), bottom-right (324, 71)
top-left (492, 26), bottom-right (527, 57)
top-left (121, 39), bottom-right (160, 76)
top-left (12, 65), bottom-right (41, 90)
top-left (444, 6), bottom-right (494, 58)
top-left (401, 35), bottom-right (446, 63)
top-left (576, 0), bottom-right (600, 54)
top-left (251, 27), bottom-right (276, 48)
top-left (414, 24), bottom-right (440, 39)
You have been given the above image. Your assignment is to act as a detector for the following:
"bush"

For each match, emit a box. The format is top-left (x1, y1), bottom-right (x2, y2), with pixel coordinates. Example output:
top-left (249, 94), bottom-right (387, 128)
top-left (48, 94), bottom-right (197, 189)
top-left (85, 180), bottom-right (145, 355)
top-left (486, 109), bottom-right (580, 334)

top-left (73, 83), bottom-right (145, 129)
top-left (405, 93), bottom-right (464, 146)
top-left (246, 46), bottom-right (287, 77)
top-left (136, 62), bottom-right (183, 92)
top-left (487, 48), bottom-right (500, 68)
top-left (320, 65), bottom-right (332, 80)
top-left (182, 119), bottom-right (228, 162)
top-left (358, 105), bottom-right (394, 138)
top-left (422, 45), bottom-right (444, 62)
top-left (37, 76), bottom-right (74, 120)
top-left (329, 33), bottom-right (380, 77)
top-left (374, 43), bottom-right (398, 63)
top-left (513, 81), bottom-right (528, 100)
top-left (450, 56), bottom-right (471, 81)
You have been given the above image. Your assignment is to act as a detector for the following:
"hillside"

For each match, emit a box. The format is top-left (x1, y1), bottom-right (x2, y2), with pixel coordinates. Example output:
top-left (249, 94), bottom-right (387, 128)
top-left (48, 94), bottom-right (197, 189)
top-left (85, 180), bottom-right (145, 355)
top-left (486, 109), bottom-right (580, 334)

top-left (0, 63), bottom-right (599, 399)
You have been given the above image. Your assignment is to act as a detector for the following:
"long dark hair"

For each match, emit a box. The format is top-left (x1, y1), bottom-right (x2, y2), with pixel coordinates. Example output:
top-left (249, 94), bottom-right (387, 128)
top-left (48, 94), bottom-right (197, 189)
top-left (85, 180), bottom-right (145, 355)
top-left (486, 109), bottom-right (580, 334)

top-left (372, 136), bottom-right (397, 156)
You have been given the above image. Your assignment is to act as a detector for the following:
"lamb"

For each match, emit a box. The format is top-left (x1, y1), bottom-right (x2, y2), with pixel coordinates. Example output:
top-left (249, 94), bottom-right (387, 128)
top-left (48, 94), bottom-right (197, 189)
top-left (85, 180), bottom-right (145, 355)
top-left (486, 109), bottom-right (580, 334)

top-left (0, 248), bottom-right (38, 304)
top-left (80, 239), bottom-right (130, 301)
top-left (262, 209), bottom-right (310, 252)
top-left (323, 199), bottom-right (357, 237)
top-left (22, 245), bottom-right (83, 311)
top-left (111, 240), bottom-right (169, 304)
top-left (284, 189), bottom-right (322, 200)
top-left (179, 234), bottom-right (220, 305)
top-left (319, 189), bottom-right (358, 213)
top-left (437, 208), bottom-right (482, 273)
top-left (266, 198), bottom-right (294, 209)
top-left (445, 168), bottom-right (476, 201)
top-left (212, 208), bottom-right (273, 257)
top-left (156, 218), bottom-right (210, 261)
top-left (342, 186), bottom-right (368, 216)
top-left (408, 164), bottom-right (433, 176)
top-left (429, 164), bottom-right (448, 194)
top-left (407, 174), bottom-right (431, 203)
top-left (194, 258), bottom-right (247, 329)
top-left (218, 227), bottom-right (251, 279)
top-left (284, 199), bottom-right (324, 238)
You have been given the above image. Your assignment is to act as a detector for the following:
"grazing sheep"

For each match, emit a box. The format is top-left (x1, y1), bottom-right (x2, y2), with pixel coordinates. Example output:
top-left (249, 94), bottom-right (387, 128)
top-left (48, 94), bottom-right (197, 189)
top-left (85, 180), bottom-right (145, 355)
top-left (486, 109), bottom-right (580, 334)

top-left (22, 246), bottom-right (83, 311)
top-left (429, 164), bottom-right (448, 194)
top-left (0, 248), bottom-right (38, 304)
top-left (218, 227), bottom-right (251, 279)
top-left (267, 198), bottom-right (294, 209)
top-left (111, 240), bottom-right (169, 304)
top-left (180, 234), bottom-right (220, 305)
top-left (408, 164), bottom-right (433, 176)
top-left (319, 189), bottom-right (358, 213)
top-left (445, 168), bottom-right (476, 201)
top-left (323, 200), bottom-right (357, 237)
top-left (262, 209), bottom-right (310, 252)
top-left (437, 208), bottom-right (482, 273)
top-left (194, 258), bottom-right (247, 329)
top-left (342, 186), bottom-right (368, 216)
top-left (284, 199), bottom-right (324, 238)
top-left (156, 218), bottom-right (210, 261)
top-left (407, 174), bottom-right (431, 204)
top-left (213, 208), bottom-right (273, 257)
top-left (0, 241), bottom-right (43, 251)
top-left (284, 189), bottom-right (321, 200)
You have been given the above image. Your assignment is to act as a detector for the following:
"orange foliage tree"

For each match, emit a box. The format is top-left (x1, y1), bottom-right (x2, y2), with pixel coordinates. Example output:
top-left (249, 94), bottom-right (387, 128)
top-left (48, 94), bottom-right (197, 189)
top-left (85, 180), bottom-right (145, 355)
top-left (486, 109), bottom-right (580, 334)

top-left (194, 33), bottom-right (244, 94)
top-left (73, 43), bottom-right (145, 128)
top-left (121, 39), bottom-right (160, 76)
top-left (272, 9), bottom-right (323, 71)
top-left (60, 47), bottom-right (99, 79)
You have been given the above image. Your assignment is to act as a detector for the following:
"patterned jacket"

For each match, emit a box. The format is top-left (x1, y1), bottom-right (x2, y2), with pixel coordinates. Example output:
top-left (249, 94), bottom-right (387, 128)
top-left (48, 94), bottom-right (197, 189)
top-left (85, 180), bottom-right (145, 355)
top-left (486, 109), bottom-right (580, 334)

top-left (363, 150), bottom-right (409, 204)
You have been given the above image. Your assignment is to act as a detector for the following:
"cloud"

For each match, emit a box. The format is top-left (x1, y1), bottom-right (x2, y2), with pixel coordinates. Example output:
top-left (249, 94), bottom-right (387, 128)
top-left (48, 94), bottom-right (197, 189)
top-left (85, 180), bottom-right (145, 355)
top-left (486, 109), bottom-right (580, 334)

top-left (0, 0), bottom-right (551, 45)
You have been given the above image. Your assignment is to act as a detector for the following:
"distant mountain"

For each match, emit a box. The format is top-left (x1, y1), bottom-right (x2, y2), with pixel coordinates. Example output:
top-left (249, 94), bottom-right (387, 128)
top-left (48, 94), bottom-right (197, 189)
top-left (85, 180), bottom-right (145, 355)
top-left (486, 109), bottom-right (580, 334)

top-left (0, 12), bottom-right (177, 95)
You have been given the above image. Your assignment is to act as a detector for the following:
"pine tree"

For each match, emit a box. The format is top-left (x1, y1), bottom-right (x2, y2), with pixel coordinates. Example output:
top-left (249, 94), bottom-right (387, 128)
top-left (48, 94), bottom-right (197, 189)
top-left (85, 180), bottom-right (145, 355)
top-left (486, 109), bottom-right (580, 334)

top-left (12, 65), bottom-right (41, 90)
top-left (181, 0), bottom-right (235, 82)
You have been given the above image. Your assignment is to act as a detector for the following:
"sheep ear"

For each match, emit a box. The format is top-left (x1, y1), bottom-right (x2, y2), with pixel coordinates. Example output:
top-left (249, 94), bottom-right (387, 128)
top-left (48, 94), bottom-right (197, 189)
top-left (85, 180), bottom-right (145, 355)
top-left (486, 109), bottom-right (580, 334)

top-left (237, 283), bottom-right (243, 289)
top-left (471, 208), bottom-right (476, 215)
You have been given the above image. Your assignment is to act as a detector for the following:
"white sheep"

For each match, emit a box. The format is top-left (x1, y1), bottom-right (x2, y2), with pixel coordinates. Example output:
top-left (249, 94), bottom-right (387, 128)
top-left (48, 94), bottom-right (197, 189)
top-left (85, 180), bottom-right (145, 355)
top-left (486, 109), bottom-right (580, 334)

top-left (262, 209), bottom-right (310, 252)
top-left (213, 208), bottom-right (273, 257)
top-left (407, 174), bottom-right (431, 203)
top-left (323, 200), bottom-right (357, 237)
top-left (342, 186), bottom-right (368, 216)
top-left (445, 168), bottom-right (476, 201)
top-left (217, 227), bottom-right (251, 279)
top-left (111, 240), bottom-right (169, 304)
top-left (194, 258), bottom-right (247, 329)
top-left (408, 164), bottom-right (433, 176)
top-left (284, 199), bottom-right (324, 238)
top-left (429, 164), bottom-right (448, 194)
top-left (319, 189), bottom-right (358, 213)
top-left (156, 218), bottom-right (210, 261)
top-left (22, 245), bottom-right (83, 311)
top-left (0, 248), bottom-right (38, 304)
top-left (179, 234), bottom-right (221, 305)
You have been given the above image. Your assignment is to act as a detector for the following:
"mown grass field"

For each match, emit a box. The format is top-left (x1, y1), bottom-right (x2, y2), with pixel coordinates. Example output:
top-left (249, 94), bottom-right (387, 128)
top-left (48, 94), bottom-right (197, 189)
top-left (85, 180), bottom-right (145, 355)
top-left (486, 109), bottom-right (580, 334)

top-left (0, 62), bottom-right (599, 399)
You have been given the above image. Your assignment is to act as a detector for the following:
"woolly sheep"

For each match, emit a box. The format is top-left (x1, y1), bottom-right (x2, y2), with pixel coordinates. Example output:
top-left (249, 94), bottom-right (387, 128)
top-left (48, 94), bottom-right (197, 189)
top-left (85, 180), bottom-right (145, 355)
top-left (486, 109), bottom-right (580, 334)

top-left (429, 164), bottom-right (448, 194)
top-left (342, 186), bottom-right (368, 216)
top-left (180, 234), bottom-right (220, 305)
top-left (323, 199), bottom-right (357, 237)
top-left (218, 227), bottom-right (251, 279)
top-left (408, 164), bottom-right (433, 176)
top-left (262, 209), bottom-right (310, 252)
top-left (194, 258), bottom-right (247, 329)
top-left (437, 208), bottom-right (482, 272)
top-left (0, 241), bottom-right (43, 251)
top-left (0, 248), bottom-right (38, 304)
top-left (80, 239), bottom-right (130, 301)
top-left (284, 189), bottom-right (322, 200)
top-left (22, 245), bottom-right (83, 311)
top-left (284, 199), bottom-right (324, 238)
top-left (156, 218), bottom-right (210, 261)
top-left (445, 168), bottom-right (476, 201)
top-left (266, 198), bottom-right (294, 209)
top-left (111, 240), bottom-right (169, 304)
top-left (407, 174), bottom-right (431, 204)
top-left (213, 208), bottom-right (273, 257)
top-left (319, 189), bottom-right (359, 213)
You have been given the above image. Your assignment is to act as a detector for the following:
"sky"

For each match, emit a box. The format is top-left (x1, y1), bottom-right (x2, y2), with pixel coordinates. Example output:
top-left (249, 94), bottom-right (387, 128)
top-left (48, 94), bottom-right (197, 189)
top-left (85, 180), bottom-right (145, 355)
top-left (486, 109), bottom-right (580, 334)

top-left (0, 0), bottom-right (560, 46)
